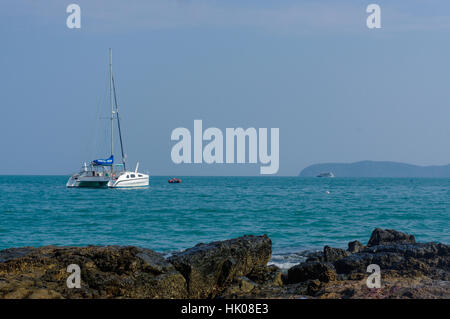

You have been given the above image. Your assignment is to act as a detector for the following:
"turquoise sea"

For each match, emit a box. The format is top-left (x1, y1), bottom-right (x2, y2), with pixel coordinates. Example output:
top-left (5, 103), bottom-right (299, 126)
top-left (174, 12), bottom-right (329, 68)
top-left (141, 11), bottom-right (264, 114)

top-left (0, 176), bottom-right (449, 268)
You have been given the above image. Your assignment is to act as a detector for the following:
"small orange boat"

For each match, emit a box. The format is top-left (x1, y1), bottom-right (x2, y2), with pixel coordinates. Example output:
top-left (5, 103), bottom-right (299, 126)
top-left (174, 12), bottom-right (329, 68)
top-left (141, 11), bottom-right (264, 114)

top-left (168, 178), bottom-right (182, 184)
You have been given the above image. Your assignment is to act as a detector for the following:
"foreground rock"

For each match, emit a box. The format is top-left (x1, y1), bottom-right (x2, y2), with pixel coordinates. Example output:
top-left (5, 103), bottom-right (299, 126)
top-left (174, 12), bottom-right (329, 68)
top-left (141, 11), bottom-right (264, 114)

top-left (334, 242), bottom-right (449, 278)
top-left (367, 228), bottom-right (416, 247)
top-left (0, 235), bottom-right (273, 299)
top-left (0, 246), bottom-right (187, 298)
top-left (347, 240), bottom-right (364, 253)
top-left (287, 262), bottom-right (337, 284)
top-left (267, 228), bottom-right (449, 299)
top-left (168, 235), bottom-right (272, 298)
top-left (228, 228), bottom-right (448, 299)
top-left (0, 229), bottom-right (448, 299)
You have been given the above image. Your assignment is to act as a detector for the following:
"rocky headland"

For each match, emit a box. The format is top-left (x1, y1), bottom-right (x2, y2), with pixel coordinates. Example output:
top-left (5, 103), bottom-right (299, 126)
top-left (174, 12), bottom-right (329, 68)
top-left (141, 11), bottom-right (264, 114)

top-left (0, 228), bottom-right (448, 299)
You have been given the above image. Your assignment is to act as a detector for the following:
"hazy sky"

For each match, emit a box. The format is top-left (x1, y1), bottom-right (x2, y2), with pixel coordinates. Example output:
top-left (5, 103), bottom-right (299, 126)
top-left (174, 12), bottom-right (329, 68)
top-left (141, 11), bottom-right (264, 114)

top-left (1, 0), bottom-right (450, 176)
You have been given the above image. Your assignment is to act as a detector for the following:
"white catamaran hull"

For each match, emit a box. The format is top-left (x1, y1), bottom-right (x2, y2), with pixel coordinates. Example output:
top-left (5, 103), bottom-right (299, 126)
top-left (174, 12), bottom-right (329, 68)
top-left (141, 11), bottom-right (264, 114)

top-left (66, 175), bottom-right (109, 188)
top-left (107, 172), bottom-right (149, 188)
top-left (66, 162), bottom-right (111, 188)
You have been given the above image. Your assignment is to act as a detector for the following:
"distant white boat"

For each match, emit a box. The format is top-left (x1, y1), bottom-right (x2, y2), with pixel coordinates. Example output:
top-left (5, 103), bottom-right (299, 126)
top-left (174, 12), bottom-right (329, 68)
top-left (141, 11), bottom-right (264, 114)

top-left (67, 49), bottom-right (149, 188)
top-left (316, 172), bottom-right (334, 178)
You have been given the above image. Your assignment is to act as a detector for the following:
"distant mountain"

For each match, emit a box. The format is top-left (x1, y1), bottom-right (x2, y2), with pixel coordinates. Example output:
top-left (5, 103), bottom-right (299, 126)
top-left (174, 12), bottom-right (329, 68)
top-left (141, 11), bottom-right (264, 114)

top-left (299, 161), bottom-right (450, 177)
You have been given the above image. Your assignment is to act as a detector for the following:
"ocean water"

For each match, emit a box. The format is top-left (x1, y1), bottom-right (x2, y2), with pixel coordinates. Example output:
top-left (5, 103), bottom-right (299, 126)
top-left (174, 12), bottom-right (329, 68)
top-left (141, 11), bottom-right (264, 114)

top-left (0, 176), bottom-right (449, 268)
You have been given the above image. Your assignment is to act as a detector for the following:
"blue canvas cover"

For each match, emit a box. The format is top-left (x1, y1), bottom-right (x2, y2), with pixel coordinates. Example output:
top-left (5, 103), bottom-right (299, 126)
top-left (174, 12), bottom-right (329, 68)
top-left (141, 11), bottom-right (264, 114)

top-left (92, 155), bottom-right (114, 166)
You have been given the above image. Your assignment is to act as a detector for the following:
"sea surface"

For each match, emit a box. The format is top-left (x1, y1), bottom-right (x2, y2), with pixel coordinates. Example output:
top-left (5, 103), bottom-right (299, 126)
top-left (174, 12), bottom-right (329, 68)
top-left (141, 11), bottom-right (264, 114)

top-left (0, 176), bottom-right (449, 268)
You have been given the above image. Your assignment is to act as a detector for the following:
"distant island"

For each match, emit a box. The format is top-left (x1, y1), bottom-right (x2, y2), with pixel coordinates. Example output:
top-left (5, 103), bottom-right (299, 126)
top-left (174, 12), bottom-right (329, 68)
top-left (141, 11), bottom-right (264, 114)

top-left (299, 160), bottom-right (450, 178)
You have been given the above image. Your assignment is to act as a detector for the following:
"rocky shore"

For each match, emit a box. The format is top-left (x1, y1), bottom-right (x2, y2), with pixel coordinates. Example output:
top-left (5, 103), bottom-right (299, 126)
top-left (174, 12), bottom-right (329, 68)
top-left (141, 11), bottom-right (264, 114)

top-left (0, 229), bottom-right (448, 299)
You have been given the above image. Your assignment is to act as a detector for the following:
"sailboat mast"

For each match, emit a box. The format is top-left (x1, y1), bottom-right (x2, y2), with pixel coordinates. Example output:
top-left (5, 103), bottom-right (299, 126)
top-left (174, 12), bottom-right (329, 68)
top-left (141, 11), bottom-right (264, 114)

top-left (112, 76), bottom-right (127, 171)
top-left (109, 49), bottom-right (114, 170)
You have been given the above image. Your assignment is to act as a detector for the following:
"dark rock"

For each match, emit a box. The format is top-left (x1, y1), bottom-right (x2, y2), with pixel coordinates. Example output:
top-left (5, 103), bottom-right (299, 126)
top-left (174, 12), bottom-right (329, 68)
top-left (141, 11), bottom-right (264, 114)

top-left (281, 273), bottom-right (289, 285)
top-left (334, 251), bottom-right (401, 274)
top-left (335, 242), bottom-right (450, 276)
top-left (323, 246), bottom-right (349, 263)
top-left (0, 229), bottom-right (448, 299)
top-left (367, 228), bottom-right (415, 247)
top-left (347, 240), bottom-right (364, 253)
top-left (168, 235), bottom-right (271, 298)
top-left (247, 265), bottom-right (283, 287)
top-left (287, 262), bottom-right (337, 284)
top-left (305, 251), bottom-right (324, 263)
top-left (0, 246), bottom-right (187, 299)
top-left (363, 242), bottom-right (441, 258)
top-left (306, 279), bottom-right (322, 296)
top-left (342, 288), bottom-right (355, 298)
top-left (0, 235), bottom-right (272, 299)
top-left (347, 273), bottom-right (365, 280)
top-left (221, 276), bottom-right (256, 297)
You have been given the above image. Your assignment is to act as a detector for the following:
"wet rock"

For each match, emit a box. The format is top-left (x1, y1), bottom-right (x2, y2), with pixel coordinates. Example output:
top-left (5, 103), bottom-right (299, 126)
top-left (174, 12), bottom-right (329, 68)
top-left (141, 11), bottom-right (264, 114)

top-left (348, 240), bottom-right (364, 253)
top-left (168, 235), bottom-right (271, 298)
top-left (367, 228), bottom-right (415, 247)
top-left (0, 246), bottom-right (187, 299)
top-left (287, 262), bottom-right (337, 284)
top-left (323, 246), bottom-right (349, 263)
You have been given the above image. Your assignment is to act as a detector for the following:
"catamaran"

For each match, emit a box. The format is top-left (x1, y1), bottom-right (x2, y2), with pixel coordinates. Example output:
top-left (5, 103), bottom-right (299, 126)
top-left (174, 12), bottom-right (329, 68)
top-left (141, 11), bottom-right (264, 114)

top-left (66, 49), bottom-right (149, 188)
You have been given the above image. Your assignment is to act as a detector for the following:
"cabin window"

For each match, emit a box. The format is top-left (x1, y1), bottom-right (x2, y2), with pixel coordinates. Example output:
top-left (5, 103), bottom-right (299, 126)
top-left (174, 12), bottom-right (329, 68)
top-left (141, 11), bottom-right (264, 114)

top-left (126, 175), bottom-right (129, 178)
top-left (138, 174), bottom-right (142, 177)
top-left (131, 174), bottom-right (136, 178)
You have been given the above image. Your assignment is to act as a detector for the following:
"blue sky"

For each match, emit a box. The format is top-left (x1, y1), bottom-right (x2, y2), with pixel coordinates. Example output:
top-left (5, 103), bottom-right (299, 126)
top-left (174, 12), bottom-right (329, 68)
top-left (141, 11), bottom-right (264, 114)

top-left (1, 0), bottom-right (450, 175)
